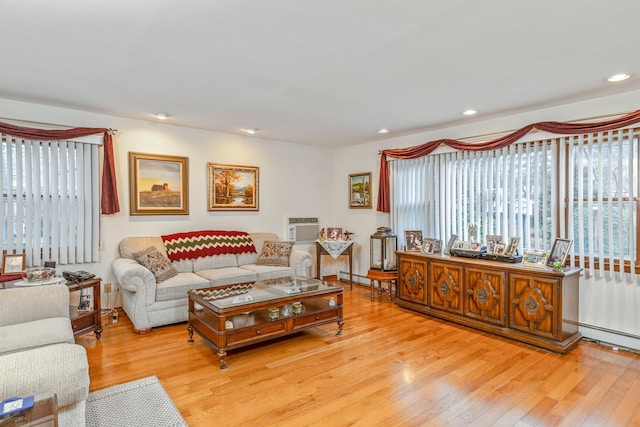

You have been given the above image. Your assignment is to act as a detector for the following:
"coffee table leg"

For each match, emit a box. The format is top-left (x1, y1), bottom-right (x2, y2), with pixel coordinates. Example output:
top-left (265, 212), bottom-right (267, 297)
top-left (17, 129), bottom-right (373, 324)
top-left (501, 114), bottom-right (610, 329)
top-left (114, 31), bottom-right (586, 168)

top-left (336, 319), bottom-right (344, 336)
top-left (218, 350), bottom-right (228, 370)
top-left (187, 325), bottom-right (194, 343)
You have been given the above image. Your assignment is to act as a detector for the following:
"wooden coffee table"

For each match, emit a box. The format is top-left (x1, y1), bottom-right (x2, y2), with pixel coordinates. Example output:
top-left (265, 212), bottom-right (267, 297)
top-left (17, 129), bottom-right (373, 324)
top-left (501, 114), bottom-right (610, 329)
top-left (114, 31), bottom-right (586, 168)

top-left (187, 278), bottom-right (344, 369)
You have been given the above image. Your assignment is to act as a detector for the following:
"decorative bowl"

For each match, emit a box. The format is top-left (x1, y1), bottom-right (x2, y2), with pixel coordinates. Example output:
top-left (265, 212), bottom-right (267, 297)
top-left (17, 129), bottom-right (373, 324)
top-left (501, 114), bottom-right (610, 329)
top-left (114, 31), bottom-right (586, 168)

top-left (22, 267), bottom-right (56, 282)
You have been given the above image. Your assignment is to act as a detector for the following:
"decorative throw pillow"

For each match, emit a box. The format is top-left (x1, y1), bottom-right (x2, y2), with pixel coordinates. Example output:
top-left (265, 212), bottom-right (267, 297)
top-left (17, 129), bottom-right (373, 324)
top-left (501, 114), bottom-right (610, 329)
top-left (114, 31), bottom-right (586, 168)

top-left (256, 241), bottom-right (294, 267)
top-left (132, 246), bottom-right (178, 283)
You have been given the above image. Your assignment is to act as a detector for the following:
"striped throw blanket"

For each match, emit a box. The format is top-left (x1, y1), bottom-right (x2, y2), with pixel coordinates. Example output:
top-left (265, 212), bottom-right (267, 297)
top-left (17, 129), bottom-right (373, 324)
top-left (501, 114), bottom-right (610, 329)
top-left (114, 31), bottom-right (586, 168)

top-left (161, 230), bottom-right (257, 262)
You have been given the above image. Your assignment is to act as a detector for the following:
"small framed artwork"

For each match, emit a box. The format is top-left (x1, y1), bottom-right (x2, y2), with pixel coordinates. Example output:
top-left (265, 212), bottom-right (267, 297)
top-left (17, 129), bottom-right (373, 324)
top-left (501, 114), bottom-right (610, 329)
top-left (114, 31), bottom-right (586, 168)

top-left (444, 234), bottom-right (458, 255)
top-left (493, 243), bottom-right (506, 255)
top-left (421, 238), bottom-right (435, 254)
top-left (547, 238), bottom-right (573, 267)
top-left (485, 235), bottom-right (503, 254)
top-left (348, 172), bottom-right (372, 208)
top-left (129, 152), bottom-right (189, 216)
top-left (522, 250), bottom-right (548, 268)
top-left (2, 253), bottom-right (26, 275)
top-left (504, 237), bottom-right (521, 257)
top-left (326, 227), bottom-right (343, 241)
top-left (404, 230), bottom-right (423, 251)
top-left (208, 163), bottom-right (259, 211)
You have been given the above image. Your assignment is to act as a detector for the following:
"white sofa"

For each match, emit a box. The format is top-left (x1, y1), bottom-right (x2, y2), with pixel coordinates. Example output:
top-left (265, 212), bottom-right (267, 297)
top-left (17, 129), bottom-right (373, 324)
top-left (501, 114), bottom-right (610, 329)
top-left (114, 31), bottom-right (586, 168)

top-left (0, 284), bottom-right (90, 427)
top-left (112, 232), bottom-right (312, 333)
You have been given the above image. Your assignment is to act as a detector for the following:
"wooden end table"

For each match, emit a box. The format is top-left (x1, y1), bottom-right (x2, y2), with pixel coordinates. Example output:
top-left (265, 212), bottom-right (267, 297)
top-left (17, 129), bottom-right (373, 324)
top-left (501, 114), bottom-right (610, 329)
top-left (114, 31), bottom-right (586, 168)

top-left (67, 278), bottom-right (103, 340)
top-left (366, 269), bottom-right (397, 301)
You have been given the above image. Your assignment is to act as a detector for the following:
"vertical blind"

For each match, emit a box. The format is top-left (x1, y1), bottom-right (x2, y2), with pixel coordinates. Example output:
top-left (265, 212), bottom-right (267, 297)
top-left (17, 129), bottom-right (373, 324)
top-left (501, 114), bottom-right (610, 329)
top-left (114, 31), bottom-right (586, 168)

top-left (390, 127), bottom-right (638, 280)
top-left (1, 133), bottom-right (100, 266)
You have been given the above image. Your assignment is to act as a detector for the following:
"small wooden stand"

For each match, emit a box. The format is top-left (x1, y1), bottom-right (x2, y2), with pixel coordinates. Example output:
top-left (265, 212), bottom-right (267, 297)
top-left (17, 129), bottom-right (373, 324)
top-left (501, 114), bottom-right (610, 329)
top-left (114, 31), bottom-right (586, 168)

top-left (366, 269), bottom-right (397, 301)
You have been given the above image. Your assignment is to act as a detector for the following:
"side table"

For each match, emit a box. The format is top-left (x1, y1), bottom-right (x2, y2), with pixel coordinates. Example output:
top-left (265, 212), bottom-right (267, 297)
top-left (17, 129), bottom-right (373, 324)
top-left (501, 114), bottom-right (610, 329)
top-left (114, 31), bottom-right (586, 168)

top-left (67, 278), bottom-right (103, 340)
top-left (366, 269), bottom-right (397, 301)
top-left (315, 241), bottom-right (353, 289)
top-left (0, 391), bottom-right (57, 427)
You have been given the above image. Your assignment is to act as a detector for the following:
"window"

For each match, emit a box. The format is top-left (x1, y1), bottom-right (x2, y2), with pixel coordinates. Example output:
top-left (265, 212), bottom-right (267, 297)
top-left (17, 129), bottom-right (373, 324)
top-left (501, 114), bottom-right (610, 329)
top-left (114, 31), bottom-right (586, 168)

top-left (390, 127), bottom-right (639, 278)
top-left (1, 133), bottom-right (100, 267)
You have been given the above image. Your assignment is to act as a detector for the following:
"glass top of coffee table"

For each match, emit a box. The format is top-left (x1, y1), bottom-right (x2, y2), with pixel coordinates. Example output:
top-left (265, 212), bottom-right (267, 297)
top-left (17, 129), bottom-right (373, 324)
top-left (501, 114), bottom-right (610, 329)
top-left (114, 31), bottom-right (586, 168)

top-left (190, 277), bottom-right (341, 309)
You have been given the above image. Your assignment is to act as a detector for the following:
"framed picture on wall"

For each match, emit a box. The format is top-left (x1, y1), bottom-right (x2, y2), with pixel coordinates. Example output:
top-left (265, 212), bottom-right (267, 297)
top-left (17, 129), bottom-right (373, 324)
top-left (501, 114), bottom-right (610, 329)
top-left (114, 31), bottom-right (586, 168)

top-left (348, 172), bottom-right (372, 208)
top-left (208, 163), bottom-right (259, 211)
top-left (129, 152), bottom-right (189, 216)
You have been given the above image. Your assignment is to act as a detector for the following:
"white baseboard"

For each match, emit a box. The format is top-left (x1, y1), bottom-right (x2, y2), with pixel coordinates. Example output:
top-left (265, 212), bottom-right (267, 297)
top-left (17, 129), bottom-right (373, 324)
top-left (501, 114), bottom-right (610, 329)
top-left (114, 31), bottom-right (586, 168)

top-left (337, 271), bottom-right (369, 286)
top-left (580, 324), bottom-right (640, 353)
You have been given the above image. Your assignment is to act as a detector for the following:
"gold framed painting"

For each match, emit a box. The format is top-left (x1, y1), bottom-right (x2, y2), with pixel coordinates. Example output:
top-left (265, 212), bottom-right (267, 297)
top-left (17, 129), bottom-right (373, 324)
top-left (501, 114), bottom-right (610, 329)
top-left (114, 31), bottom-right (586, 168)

top-left (129, 152), bottom-right (189, 216)
top-left (208, 163), bottom-right (259, 211)
top-left (348, 172), bottom-right (371, 208)
top-left (2, 253), bottom-right (25, 275)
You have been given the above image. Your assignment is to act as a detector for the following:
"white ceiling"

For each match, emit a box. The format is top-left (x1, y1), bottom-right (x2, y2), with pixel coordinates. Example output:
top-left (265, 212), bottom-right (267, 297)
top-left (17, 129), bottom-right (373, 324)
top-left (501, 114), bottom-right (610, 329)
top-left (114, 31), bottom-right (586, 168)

top-left (2, 1), bottom-right (640, 147)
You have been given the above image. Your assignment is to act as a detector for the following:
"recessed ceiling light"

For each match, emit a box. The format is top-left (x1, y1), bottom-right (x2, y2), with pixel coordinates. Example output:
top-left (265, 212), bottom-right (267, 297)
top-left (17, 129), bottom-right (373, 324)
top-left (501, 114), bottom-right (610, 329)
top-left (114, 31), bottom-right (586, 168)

top-left (153, 113), bottom-right (170, 120)
top-left (462, 109), bottom-right (477, 116)
top-left (607, 73), bottom-right (630, 82)
top-left (245, 128), bottom-right (258, 134)
top-left (377, 128), bottom-right (390, 134)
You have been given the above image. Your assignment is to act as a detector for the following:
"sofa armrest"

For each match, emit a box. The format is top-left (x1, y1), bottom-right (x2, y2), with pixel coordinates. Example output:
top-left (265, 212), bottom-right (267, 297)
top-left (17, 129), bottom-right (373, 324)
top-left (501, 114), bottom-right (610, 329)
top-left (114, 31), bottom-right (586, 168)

top-left (112, 257), bottom-right (157, 307)
top-left (0, 284), bottom-right (70, 327)
top-left (112, 258), bottom-right (155, 292)
top-left (290, 249), bottom-right (312, 277)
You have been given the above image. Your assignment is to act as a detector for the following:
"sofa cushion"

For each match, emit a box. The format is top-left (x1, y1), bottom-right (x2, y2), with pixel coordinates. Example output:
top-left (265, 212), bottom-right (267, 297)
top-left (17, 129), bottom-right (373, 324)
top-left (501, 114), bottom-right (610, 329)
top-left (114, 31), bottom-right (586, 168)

top-left (132, 246), bottom-right (178, 283)
top-left (0, 318), bottom-right (74, 354)
top-left (193, 253), bottom-right (238, 272)
top-left (155, 272), bottom-right (210, 302)
top-left (256, 241), bottom-right (294, 266)
top-left (239, 264), bottom-right (295, 281)
top-left (195, 267), bottom-right (257, 287)
top-left (238, 233), bottom-right (278, 265)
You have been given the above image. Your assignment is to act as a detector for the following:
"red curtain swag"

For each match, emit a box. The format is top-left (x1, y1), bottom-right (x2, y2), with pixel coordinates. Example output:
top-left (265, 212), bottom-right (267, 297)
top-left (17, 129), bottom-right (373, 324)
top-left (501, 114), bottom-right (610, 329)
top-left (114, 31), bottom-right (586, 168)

top-left (0, 121), bottom-right (120, 215)
top-left (377, 108), bottom-right (640, 212)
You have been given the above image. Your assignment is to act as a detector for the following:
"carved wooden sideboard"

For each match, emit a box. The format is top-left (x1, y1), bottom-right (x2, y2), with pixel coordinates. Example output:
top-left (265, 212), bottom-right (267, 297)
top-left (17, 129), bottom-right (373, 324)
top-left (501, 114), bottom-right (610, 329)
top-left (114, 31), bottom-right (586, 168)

top-left (396, 251), bottom-right (582, 353)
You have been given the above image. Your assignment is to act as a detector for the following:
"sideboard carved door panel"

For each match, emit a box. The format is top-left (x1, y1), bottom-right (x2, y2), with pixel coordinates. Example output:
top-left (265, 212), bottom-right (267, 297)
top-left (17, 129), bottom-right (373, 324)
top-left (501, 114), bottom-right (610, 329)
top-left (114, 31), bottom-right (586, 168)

top-left (429, 261), bottom-right (463, 315)
top-left (464, 267), bottom-right (506, 326)
top-left (509, 274), bottom-right (557, 339)
top-left (398, 257), bottom-right (427, 304)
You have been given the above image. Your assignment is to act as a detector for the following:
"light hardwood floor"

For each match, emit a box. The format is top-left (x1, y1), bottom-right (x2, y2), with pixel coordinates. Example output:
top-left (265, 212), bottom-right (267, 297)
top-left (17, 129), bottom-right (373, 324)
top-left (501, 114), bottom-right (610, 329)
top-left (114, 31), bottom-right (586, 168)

top-left (79, 282), bottom-right (640, 426)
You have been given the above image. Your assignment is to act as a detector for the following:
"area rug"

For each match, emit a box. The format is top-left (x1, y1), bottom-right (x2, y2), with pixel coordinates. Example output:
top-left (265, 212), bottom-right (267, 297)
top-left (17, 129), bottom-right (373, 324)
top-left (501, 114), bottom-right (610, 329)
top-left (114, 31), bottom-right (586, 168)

top-left (86, 375), bottom-right (187, 427)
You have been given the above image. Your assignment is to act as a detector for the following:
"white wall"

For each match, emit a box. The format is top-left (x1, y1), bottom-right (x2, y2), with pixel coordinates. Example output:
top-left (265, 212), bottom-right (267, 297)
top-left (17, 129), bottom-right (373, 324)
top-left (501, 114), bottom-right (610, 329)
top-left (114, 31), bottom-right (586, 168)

top-left (0, 98), bottom-right (334, 304)
top-left (332, 90), bottom-right (640, 350)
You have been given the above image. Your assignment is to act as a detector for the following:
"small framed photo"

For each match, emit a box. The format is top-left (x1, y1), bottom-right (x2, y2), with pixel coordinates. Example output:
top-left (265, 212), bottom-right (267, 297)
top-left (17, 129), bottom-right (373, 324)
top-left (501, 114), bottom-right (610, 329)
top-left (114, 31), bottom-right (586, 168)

top-left (421, 238), bottom-right (436, 254)
top-left (504, 237), bottom-right (521, 257)
top-left (493, 243), bottom-right (506, 255)
top-left (404, 230), bottom-right (423, 251)
top-left (444, 234), bottom-right (458, 255)
top-left (348, 172), bottom-right (372, 209)
top-left (326, 227), bottom-right (343, 241)
top-left (547, 238), bottom-right (573, 267)
top-left (522, 250), bottom-right (548, 268)
top-left (78, 292), bottom-right (93, 312)
top-left (485, 235), bottom-right (503, 254)
top-left (2, 253), bottom-right (25, 275)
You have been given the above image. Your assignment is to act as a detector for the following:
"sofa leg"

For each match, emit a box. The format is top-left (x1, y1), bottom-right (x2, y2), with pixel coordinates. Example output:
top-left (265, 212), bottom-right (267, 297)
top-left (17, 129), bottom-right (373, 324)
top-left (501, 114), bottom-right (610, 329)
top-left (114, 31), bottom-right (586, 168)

top-left (134, 327), bottom-right (152, 334)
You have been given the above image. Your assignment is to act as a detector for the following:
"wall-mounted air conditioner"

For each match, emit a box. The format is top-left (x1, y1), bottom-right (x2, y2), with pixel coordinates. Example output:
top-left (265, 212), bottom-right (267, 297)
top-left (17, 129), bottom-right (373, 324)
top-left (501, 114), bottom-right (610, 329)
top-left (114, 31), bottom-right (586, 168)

top-left (286, 217), bottom-right (320, 243)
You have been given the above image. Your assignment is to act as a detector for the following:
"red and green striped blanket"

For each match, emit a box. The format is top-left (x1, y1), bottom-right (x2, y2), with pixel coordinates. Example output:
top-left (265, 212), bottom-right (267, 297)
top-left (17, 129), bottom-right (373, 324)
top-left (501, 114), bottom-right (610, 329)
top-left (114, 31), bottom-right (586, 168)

top-left (161, 230), bottom-right (257, 262)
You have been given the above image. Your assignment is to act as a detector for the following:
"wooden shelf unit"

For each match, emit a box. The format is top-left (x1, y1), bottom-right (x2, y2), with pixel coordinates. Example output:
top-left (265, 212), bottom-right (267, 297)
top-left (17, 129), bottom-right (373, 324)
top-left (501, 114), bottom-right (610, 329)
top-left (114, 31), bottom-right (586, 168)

top-left (396, 252), bottom-right (582, 353)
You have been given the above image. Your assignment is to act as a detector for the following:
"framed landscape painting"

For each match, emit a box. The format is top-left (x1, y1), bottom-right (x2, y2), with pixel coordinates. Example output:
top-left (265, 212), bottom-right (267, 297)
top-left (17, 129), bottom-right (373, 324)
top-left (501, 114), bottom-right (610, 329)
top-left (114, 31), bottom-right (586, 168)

top-left (349, 172), bottom-right (371, 208)
top-left (208, 163), bottom-right (259, 211)
top-left (129, 152), bottom-right (189, 216)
